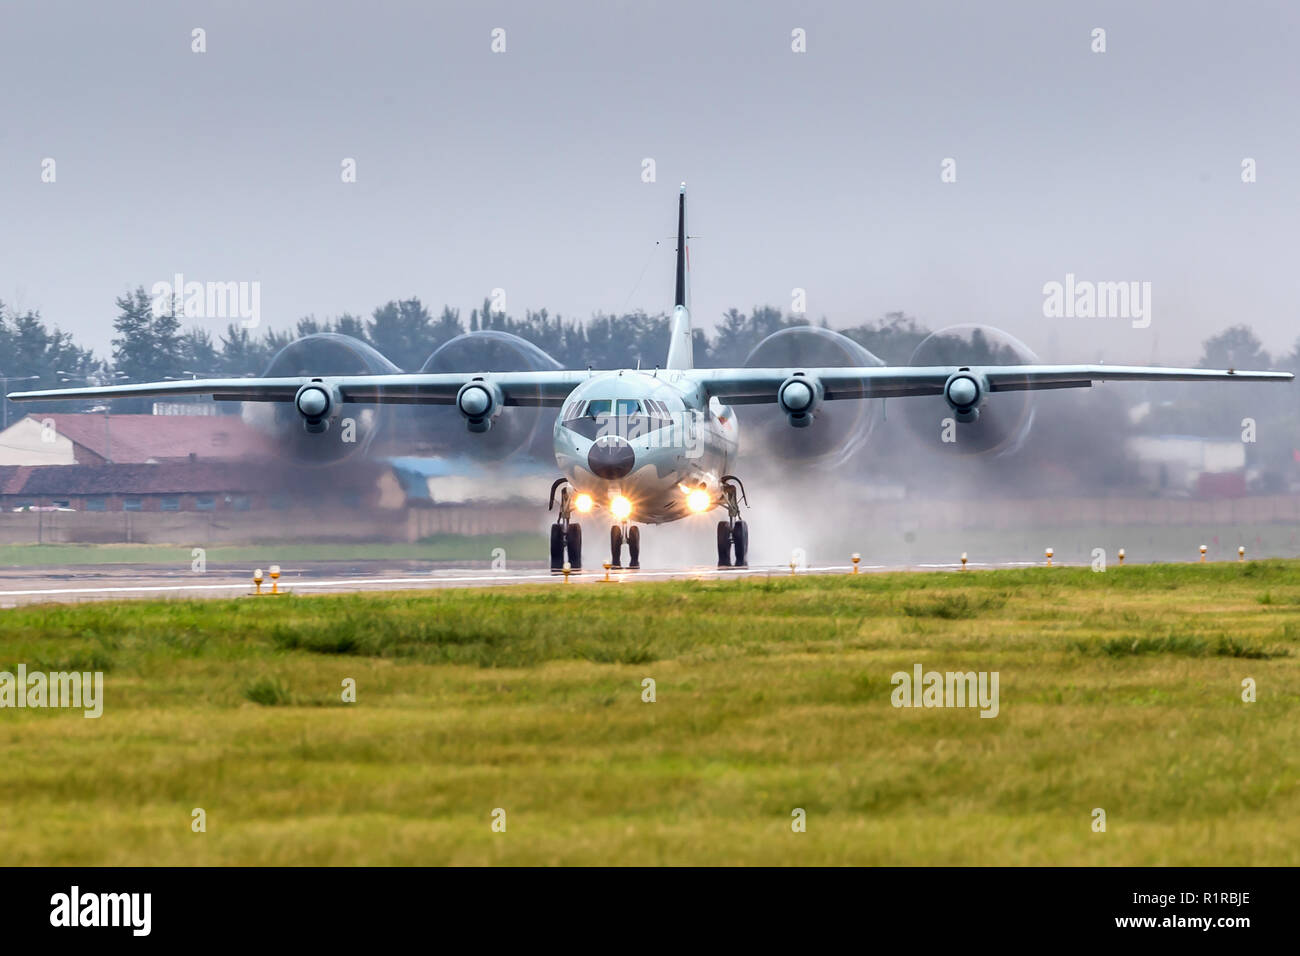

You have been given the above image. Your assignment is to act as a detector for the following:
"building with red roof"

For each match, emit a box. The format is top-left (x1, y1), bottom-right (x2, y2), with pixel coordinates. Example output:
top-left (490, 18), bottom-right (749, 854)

top-left (0, 412), bottom-right (275, 466)
top-left (0, 411), bottom-right (403, 515)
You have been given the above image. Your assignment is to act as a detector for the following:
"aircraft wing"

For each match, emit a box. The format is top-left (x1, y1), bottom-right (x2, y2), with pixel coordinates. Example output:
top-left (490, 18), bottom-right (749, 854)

top-left (692, 365), bottom-right (1294, 404)
top-left (8, 364), bottom-right (1291, 410)
top-left (6, 371), bottom-right (593, 407)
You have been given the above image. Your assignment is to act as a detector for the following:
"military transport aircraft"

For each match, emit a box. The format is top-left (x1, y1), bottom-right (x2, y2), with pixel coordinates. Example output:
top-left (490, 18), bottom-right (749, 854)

top-left (10, 185), bottom-right (1293, 570)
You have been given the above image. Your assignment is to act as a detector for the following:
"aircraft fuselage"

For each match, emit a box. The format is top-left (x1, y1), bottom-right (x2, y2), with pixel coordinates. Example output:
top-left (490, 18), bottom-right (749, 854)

top-left (552, 370), bottom-right (738, 524)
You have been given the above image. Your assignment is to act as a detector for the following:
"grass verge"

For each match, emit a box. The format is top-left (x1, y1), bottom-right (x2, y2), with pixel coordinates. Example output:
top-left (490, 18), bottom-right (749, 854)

top-left (0, 560), bottom-right (1297, 864)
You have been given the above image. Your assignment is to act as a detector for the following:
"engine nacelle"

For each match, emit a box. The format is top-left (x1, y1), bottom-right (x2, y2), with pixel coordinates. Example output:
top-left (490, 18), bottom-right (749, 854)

top-left (416, 330), bottom-right (563, 461)
top-left (294, 381), bottom-right (343, 433)
top-left (743, 326), bottom-right (884, 467)
top-left (901, 324), bottom-right (1037, 458)
top-left (777, 374), bottom-right (822, 428)
top-left (456, 379), bottom-right (504, 433)
top-left (249, 333), bottom-right (398, 465)
top-left (943, 371), bottom-right (985, 423)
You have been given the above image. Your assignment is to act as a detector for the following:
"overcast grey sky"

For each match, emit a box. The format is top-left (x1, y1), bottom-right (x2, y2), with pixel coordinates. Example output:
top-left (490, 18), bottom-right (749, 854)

top-left (2, 0), bottom-right (1298, 364)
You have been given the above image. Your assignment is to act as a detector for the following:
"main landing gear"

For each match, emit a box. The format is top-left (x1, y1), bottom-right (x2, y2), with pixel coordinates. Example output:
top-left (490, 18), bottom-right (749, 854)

top-left (716, 475), bottom-right (749, 569)
top-left (611, 523), bottom-right (640, 570)
top-left (548, 479), bottom-right (583, 572)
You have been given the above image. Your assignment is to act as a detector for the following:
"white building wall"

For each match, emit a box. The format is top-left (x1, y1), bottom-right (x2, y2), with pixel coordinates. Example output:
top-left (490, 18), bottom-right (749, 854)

top-left (0, 417), bottom-right (77, 465)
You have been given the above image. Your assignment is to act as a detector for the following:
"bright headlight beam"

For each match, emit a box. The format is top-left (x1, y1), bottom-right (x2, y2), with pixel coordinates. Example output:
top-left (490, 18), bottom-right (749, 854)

top-left (686, 488), bottom-right (711, 513)
top-left (610, 495), bottom-right (632, 520)
top-left (575, 493), bottom-right (593, 513)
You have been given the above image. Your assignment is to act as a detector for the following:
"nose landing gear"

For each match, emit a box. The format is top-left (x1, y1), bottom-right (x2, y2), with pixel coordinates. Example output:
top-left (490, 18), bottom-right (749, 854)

top-left (611, 523), bottom-right (640, 569)
top-left (716, 475), bottom-right (749, 569)
top-left (548, 478), bottom-right (583, 572)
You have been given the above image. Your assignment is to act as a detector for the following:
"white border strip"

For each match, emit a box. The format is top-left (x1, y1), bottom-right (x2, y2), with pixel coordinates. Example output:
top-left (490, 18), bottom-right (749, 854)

top-left (0, 561), bottom-right (1046, 601)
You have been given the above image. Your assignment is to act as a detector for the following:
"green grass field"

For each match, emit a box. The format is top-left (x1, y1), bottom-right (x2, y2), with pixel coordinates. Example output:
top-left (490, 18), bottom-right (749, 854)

top-left (1, 561), bottom-right (1298, 865)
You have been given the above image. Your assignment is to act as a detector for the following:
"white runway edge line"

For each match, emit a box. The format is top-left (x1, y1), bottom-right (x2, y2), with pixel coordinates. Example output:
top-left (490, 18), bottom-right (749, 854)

top-left (0, 565), bottom-right (792, 599)
top-left (0, 562), bottom-right (1056, 601)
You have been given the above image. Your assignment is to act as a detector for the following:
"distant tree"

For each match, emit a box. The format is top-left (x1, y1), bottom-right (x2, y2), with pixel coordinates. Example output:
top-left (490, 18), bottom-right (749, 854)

top-left (217, 323), bottom-right (262, 374)
top-left (110, 287), bottom-right (157, 384)
top-left (295, 315), bottom-right (327, 338)
top-left (429, 306), bottom-right (464, 351)
top-left (1140, 324), bottom-right (1287, 458)
top-left (0, 301), bottom-right (101, 424)
top-left (704, 306), bottom-right (808, 367)
top-left (260, 327), bottom-right (295, 364)
top-left (690, 328), bottom-right (709, 364)
top-left (1192, 326), bottom-right (1297, 482)
top-left (179, 328), bottom-right (221, 376)
top-left (578, 311), bottom-right (670, 369)
top-left (1198, 325), bottom-right (1271, 371)
top-left (841, 312), bottom-right (932, 365)
top-left (334, 312), bottom-right (368, 341)
top-left (367, 297), bottom-right (435, 370)
top-left (707, 308), bottom-right (754, 368)
top-left (151, 299), bottom-right (184, 380)
top-left (108, 287), bottom-right (188, 408)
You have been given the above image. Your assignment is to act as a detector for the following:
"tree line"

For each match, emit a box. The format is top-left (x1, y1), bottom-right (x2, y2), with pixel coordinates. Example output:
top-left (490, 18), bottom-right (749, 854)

top-left (0, 289), bottom-right (941, 394)
top-left (2, 290), bottom-right (1297, 458)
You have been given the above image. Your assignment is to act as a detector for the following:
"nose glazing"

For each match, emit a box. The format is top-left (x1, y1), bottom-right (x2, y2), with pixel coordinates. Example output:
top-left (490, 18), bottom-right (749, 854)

top-left (588, 437), bottom-right (635, 479)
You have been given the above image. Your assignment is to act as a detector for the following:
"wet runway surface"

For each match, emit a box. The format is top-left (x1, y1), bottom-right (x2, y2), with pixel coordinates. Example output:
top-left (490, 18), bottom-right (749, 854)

top-left (0, 558), bottom-right (1043, 607)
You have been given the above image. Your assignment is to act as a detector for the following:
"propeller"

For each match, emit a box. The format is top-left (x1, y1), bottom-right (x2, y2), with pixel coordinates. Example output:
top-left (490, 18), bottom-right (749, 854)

top-left (899, 324), bottom-right (1038, 457)
top-left (245, 332), bottom-right (397, 464)
top-left (742, 325), bottom-right (885, 467)
top-left (414, 330), bottom-right (564, 461)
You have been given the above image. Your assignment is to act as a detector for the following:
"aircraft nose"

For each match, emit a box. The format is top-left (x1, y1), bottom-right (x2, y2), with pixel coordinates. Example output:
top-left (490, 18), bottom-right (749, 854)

top-left (588, 437), bottom-right (635, 479)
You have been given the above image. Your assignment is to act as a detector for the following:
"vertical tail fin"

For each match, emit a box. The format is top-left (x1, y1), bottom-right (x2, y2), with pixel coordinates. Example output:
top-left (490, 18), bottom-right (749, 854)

top-left (665, 182), bottom-right (694, 369)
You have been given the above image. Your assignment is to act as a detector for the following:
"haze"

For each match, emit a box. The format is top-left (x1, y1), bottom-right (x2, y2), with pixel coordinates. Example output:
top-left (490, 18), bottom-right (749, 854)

top-left (2, 0), bottom-right (1297, 365)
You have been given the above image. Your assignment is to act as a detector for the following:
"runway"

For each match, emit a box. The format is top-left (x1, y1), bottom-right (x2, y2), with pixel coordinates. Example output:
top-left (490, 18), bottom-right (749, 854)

top-left (0, 558), bottom-right (1038, 607)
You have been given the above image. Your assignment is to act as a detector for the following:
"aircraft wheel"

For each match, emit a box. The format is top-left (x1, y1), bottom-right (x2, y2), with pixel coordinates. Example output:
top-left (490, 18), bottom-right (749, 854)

top-left (627, 526), bottom-right (640, 569)
top-left (716, 521), bottom-right (732, 568)
top-left (610, 524), bottom-right (624, 568)
top-left (566, 523), bottom-right (582, 569)
top-left (731, 520), bottom-right (748, 568)
top-left (550, 523), bottom-right (565, 571)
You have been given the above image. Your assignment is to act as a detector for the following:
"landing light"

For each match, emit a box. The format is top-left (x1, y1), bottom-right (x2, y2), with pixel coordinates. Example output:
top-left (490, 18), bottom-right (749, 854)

top-left (575, 493), bottom-right (594, 513)
top-left (686, 488), bottom-right (711, 513)
top-left (610, 495), bottom-right (633, 520)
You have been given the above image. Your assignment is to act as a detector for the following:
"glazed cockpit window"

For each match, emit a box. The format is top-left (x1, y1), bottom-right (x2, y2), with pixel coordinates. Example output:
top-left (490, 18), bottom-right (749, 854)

top-left (561, 398), bottom-right (676, 439)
